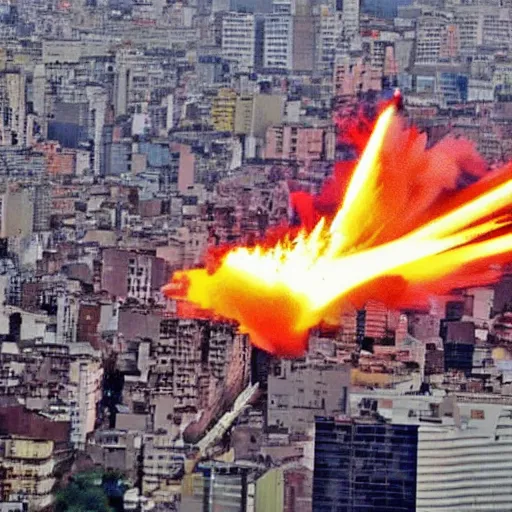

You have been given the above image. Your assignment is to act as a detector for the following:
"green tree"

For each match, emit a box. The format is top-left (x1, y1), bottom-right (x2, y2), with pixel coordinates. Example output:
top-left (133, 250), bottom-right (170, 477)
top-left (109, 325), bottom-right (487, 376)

top-left (54, 471), bottom-right (113, 512)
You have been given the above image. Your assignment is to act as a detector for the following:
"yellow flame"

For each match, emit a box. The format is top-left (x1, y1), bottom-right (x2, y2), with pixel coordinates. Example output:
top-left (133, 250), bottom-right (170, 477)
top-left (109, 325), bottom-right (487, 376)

top-left (171, 103), bottom-right (512, 352)
top-left (221, 105), bottom-right (512, 303)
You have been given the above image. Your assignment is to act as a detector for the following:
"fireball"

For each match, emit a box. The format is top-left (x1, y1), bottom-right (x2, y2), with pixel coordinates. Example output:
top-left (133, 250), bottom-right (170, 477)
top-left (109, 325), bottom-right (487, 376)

top-left (163, 99), bottom-right (512, 357)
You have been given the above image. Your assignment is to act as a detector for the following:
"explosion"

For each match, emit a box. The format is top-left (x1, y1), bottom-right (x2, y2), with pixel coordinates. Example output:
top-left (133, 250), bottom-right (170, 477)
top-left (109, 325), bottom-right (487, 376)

top-left (163, 97), bottom-right (512, 357)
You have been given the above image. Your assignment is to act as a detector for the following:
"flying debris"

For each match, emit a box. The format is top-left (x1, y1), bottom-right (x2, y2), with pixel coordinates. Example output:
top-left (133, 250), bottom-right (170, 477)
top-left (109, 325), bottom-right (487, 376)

top-left (163, 99), bottom-right (512, 358)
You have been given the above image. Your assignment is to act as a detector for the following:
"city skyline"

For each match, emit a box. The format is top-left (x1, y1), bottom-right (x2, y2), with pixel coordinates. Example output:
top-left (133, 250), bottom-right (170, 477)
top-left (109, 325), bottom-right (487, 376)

top-left (0, 0), bottom-right (510, 511)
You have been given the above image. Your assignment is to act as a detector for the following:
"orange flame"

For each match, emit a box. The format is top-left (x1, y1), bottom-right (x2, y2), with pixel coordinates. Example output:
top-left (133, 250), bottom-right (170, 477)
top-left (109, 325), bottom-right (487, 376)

top-left (163, 102), bottom-right (512, 357)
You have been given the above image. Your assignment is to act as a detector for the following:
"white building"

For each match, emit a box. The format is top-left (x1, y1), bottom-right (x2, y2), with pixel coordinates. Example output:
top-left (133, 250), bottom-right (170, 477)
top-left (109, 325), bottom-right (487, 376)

top-left (467, 78), bottom-right (494, 102)
top-left (417, 400), bottom-right (512, 511)
top-left (264, 14), bottom-right (293, 71)
top-left (56, 293), bottom-right (79, 345)
top-left (221, 12), bottom-right (256, 74)
top-left (85, 85), bottom-right (108, 176)
top-left (455, 8), bottom-right (483, 55)
top-left (127, 255), bottom-right (154, 303)
top-left (0, 186), bottom-right (34, 239)
top-left (456, 5), bottom-right (511, 53)
top-left (481, 8), bottom-right (511, 48)
top-left (415, 12), bottom-right (452, 65)
top-left (272, 0), bottom-right (295, 15)
top-left (0, 71), bottom-right (26, 147)
top-left (69, 352), bottom-right (103, 450)
top-left (351, 391), bottom-right (512, 511)
top-left (455, 6), bottom-right (511, 55)
top-left (316, 5), bottom-right (342, 75)
top-left (341, 0), bottom-right (360, 41)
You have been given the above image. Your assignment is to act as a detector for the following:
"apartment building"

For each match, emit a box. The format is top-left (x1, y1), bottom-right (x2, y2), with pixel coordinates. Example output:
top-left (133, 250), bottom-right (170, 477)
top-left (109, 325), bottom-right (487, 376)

top-left (211, 88), bottom-right (237, 132)
top-left (268, 360), bottom-right (350, 434)
top-left (264, 125), bottom-right (327, 164)
top-left (345, 392), bottom-right (512, 511)
top-left (221, 13), bottom-right (256, 73)
top-left (264, 14), bottom-right (293, 71)
top-left (0, 438), bottom-right (57, 510)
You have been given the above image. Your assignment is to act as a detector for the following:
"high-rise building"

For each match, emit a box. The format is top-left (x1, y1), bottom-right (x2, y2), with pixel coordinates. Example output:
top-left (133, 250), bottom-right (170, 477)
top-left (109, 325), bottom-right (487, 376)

top-left (455, 9), bottom-right (483, 55)
top-left (211, 88), bottom-right (238, 132)
top-left (292, 15), bottom-right (316, 72)
top-left (415, 12), bottom-right (453, 65)
top-left (354, 300), bottom-right (389, 343)
top-left (0, 437), bottom-right (59, 509)
top-left (221, 12), bottom-right (256, 73)
top-left (101, 249), bottom-right (168, 303)
top-left (234, 94), bottom-right (285, 138)
top-left (339, 0), bottom-right (360, 40)
top-left (416, 398), bottom-right (512, 511)
top-left (454, 6), bottom-right (511, 54)
top-left (69, 356), bottom-right (103, 450)
top-left (348, 392), bottom-right (512, 512)
top-left (263, 14), bottom-right (294, 71)
top-left (0, 70), bottom-right (26, 147)
top-left (316, 5), bottom-right (342, 75)
top-left (33, 183), bottom-right (51, 232)
top-left (264, 124), bottom-right (330, 164)
top-left (0, 185), bottom-right (33, 239)
top-left (313, 416), bottom-right (418, 511)
top-left (493, 274), bottom-right (512, 314)
top-left (440, 24), bottom-right (460, 60)
top-left (442, 320), bottom-right (475, 375)
top-left (268, 361), bottom-right (350, 433)
top-left (452, 6), bottom-right (511, 55)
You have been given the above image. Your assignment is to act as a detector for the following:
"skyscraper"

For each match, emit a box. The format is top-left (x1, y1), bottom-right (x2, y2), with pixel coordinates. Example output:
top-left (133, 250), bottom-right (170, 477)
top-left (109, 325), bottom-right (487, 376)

top-left (221, 12), bottom-right (256, 73)
top-left (347, 392), bottom-right (512, 512)
top-left (264, 14), bottom-right (294, 71)
top-left (338, 0), bottom-right (360, 40)
top-left (313, 416), bottom-right (418, 511)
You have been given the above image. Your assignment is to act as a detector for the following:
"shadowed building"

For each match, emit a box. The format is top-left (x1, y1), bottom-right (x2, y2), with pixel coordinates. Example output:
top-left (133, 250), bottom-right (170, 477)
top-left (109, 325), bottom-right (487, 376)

top-left (313, 416), bottom-right (418, 512)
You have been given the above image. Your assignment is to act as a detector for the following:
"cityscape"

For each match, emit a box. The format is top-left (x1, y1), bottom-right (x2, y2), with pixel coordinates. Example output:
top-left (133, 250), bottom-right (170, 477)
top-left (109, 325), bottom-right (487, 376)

top-left (0, 0), bottom-right (512, 511)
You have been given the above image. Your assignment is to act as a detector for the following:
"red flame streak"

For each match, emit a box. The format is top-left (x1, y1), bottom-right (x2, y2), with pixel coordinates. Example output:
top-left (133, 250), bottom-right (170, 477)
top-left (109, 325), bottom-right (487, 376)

top-left (163, 99), bottom-right (512, 358)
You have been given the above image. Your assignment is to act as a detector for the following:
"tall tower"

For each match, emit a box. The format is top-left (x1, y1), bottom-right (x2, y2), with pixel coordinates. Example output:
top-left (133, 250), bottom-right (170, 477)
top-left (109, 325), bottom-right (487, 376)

top-left (314, 416), bottom-right (418, 511)
top-left (221, 12), bottom-right (256, 73)
top-left (264, 14), bottom-right (294, 71)
top-left (338, 0), bottom-right (360, 41)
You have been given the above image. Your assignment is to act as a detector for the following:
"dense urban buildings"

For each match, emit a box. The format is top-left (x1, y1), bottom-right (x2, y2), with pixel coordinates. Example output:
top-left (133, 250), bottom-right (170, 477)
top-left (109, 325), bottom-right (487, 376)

top-left (0, 0), bottom-right (510, 510)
